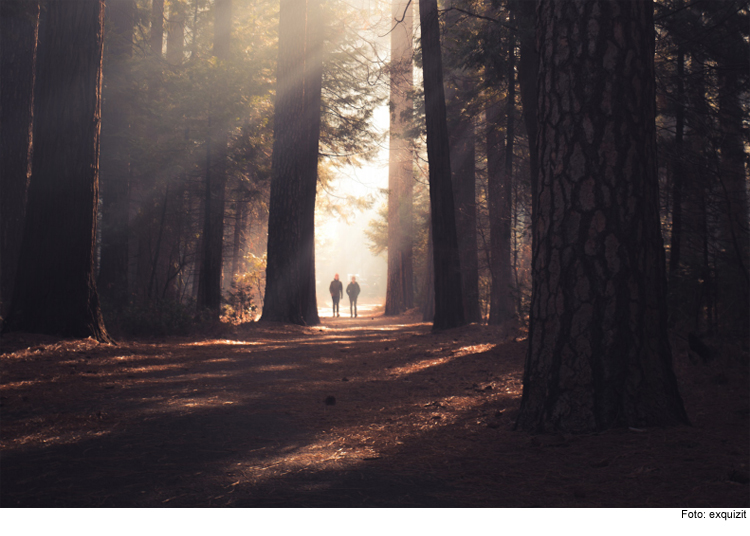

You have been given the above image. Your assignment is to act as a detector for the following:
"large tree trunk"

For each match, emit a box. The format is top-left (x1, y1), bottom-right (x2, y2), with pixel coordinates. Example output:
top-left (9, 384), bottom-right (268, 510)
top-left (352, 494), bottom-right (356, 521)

top-left (98, 0), bottom-right (134, 310)
top-left (716, 60), bottom-right (749, 337)
top-left (196, 0), bottom-right (231, 317)
top-left (385, 0), bottom-right (415, 316)
top-left (418, 0), bottom-right (465, 331)
top-left (300, 0), bottom-right (323, 326)
top-left (3, 0), bottom-right (110, 342)
top-left (0, 1), bottom-right (39, 318)
top-left (517, 0), bottom-right (688, 432)
top-left (262, 0), bottom-right (308, 324)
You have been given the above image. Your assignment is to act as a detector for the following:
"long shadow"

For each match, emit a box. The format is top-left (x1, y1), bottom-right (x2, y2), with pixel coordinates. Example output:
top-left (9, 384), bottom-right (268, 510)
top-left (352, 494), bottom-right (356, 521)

top-left (4, 319), bottom-right (745, 507)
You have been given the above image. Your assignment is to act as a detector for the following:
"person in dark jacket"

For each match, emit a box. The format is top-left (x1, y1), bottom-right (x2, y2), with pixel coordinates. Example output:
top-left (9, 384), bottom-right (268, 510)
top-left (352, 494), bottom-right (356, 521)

top-left (346, 276), bottom-right (361, 318)
top-left (329, 274), bottom-right (343, 317)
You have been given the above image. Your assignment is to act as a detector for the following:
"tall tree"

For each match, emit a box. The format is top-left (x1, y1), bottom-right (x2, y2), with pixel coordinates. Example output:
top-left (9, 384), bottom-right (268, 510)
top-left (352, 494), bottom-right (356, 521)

top-left (3, 0), bottom-right (110, 341)
top-left (385, 0), bottom-right (415, 316)
top-left (98, 0), bottom-right (134, 310)
top-left (444, 0), bottom-right (479, 323)
top-left (150, 0), bottom-right (164, 55)
top-left (262, 0), bottom-right (310, 324)
top-left (714, 8), bottom-right (749, 337)
top-left (300, 0), bottom-right (324, 326)
top-left (517, 0), bottom-right (688, 432)
top-left (487, 14), bottom-right (517, 327)
top-left (0, 1), bottom-right (39, 318)
top-left (196, 0), bottom-right (232, 317)
top-left (419, 0), bottom-right (465, 331)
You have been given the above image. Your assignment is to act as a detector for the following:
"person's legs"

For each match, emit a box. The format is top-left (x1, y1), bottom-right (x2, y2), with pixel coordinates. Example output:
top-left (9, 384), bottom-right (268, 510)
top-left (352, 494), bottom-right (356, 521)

top-left (350, 299), bottom-right (353, 317)
top-left (354, 298), bottom-right (357, 317)
top-left (332, 298), bottom-right (338, 316)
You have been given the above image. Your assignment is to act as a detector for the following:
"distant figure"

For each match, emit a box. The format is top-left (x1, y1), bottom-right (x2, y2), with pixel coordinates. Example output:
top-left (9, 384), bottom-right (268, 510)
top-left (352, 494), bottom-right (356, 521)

top-left (329, 273), bottom-right (343, 317)
top-left (346, 276), bottom-right (361, 318)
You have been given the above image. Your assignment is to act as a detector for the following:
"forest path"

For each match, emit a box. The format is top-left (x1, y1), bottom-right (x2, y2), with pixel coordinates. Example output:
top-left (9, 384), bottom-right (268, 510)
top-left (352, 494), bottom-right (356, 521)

top-left (1, 313), bottom-right (748, 507)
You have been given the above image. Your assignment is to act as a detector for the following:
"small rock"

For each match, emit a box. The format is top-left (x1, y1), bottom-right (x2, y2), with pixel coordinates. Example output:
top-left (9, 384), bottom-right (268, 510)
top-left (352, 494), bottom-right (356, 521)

top-left (341, 377), bottom-right (349, 382)
top-left (324, 396), bottom-right (336, 406)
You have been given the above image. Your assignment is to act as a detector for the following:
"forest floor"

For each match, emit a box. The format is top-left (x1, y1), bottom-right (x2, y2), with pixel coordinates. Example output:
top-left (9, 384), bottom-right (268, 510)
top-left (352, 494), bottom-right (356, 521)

top-left (1, 307), bottom-right (748, 507)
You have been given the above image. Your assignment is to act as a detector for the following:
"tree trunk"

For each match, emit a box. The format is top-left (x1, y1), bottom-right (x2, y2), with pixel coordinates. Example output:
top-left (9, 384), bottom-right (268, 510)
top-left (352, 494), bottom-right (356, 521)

top-left (300, 0), bottom-right (323, 326)
top-left (385, 0), bottom-right (415, 316)
top-left (716, 59), bottom-right (750, 337)
top-left (261, 0), bottom-right (308, 324)
top-left (422, 215), bottom-right (435, 322)
top-left (196, 0), bottom-right (231, 317)
top-left (150, 0), bottom-right (164, 55)
top-left (166, 0), bottom-right (186, 65)
top-left (489, 28), bottom-right (517, 327)
top-left (231, 196), bottom-right (246, 281)
top-left (98, 0), bottom-right (133, 310)
top-left (0, 1), bottom-right (39, 318)
top-left (418, 0), bottom-right (465, 331)
top-left (517, 0), bottom-right (688, 432)
top-left (444, 0), bottom-right (479, 323)
top-left (668, 43), bottom-right (685, 278)
top-left (3, 0), bottom-right (110, 342)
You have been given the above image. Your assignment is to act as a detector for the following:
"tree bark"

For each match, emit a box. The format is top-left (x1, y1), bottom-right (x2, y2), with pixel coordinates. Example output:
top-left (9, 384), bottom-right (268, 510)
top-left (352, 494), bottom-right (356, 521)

top-left (262, 0), bottom-right (308, 324)
top-left (3, 0), bottom-right (110, 342)
top-left (0, 1), bottom-right (39, 318)
top-left (98, 0), bottom-right (134, 310)
top-left (300, 0), bottom-right (323, 326)
top-left (418, 0), bottom-right (465, 331)
top-left (385, 0), bottom-right (415, 316)
top-left (517, 0), bottom-right (688, 432)
top-left (196, 0), bottom-right (231, 317)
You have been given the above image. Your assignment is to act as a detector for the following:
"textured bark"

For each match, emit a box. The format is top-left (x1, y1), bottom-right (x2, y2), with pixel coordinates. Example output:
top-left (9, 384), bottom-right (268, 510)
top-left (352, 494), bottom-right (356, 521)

top-left (0, 1), bottom-right (38, 318)
top-left (300, 0), bottom-right (323, 326)
top-left (3, 0), bottom-right (110, 341)
top-left (517, 0), bottom-right (688, 432)
top-left (418, 0), bottom-right (465, 331)
top-left (385, 0), bottom-right (415, 316)
top-left (261, 0), bottom-right (308, 324)
top-left (196, 0), bottom-right (231, 317)
top-left (98, 0), bottom-right (133, 310)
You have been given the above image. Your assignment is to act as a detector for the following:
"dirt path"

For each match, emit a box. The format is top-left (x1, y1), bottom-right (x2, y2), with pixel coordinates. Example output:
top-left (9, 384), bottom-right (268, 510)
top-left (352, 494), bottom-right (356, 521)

top-left (1, 312), bottom-right (748, 507)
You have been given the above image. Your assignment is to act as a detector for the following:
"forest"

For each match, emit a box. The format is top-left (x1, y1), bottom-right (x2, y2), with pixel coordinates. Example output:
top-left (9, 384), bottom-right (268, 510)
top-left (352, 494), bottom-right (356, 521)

top-left (0, 0), bottom-right (748, 510)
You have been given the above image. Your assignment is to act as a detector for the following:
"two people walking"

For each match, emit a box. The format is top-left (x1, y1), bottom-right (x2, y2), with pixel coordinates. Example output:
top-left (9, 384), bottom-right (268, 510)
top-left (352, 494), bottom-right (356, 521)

top-left (329, 273), bottom-right (360, 318)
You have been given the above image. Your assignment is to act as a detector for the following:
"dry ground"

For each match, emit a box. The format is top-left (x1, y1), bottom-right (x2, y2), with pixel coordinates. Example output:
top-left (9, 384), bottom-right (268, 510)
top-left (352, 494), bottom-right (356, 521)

top-left (1, 309), bottom-right (748, 507)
